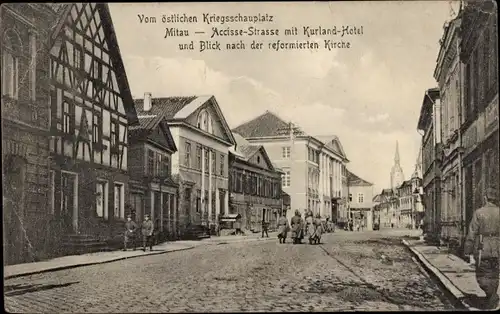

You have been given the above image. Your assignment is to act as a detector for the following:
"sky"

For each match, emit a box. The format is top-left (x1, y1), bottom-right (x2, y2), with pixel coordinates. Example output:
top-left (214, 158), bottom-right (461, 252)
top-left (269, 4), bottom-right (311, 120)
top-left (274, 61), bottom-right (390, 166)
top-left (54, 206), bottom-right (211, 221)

top-left (108, 1), bottom-right (460, 193)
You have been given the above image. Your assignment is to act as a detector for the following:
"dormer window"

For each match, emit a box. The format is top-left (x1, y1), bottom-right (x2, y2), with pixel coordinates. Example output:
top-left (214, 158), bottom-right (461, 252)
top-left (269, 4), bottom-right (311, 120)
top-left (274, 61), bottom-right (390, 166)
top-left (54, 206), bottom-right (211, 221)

top-left (196, 109), bottom-right (214, 134)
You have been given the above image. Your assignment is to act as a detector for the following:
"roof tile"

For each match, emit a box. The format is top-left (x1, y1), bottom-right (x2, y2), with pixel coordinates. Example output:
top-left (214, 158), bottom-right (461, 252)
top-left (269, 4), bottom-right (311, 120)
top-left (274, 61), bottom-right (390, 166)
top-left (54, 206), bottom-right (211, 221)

top-left (232, 111), bottom-right (305, 138)
top-left (134, 96), bottom-right (198, 119)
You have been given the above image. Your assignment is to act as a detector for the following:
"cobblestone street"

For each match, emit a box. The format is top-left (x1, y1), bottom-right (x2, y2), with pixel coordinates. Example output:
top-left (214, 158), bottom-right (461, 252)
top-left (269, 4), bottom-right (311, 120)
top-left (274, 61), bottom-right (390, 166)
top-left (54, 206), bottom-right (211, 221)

top-left (4, 231), bottom-right (456, 312)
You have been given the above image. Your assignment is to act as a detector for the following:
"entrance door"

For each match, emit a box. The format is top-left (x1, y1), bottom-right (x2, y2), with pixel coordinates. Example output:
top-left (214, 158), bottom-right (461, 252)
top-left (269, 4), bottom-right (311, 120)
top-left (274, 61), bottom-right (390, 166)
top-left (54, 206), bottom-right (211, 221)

top-left (3, 156), bottom-right (27, 265)
top-left (61, 172), bottom-right (77, 233)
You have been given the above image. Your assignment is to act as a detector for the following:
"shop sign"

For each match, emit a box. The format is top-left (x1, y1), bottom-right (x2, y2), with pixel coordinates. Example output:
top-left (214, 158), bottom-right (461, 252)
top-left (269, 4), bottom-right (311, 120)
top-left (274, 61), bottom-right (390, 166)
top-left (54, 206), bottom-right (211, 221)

top-left (463, 122), bottom-right (477, 152)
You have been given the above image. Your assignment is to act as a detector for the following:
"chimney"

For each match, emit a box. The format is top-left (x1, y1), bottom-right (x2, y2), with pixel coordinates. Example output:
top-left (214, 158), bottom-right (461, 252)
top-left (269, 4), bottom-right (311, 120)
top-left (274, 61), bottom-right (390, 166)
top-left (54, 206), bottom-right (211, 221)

top-left (144, 92), bottom-right (152, 112)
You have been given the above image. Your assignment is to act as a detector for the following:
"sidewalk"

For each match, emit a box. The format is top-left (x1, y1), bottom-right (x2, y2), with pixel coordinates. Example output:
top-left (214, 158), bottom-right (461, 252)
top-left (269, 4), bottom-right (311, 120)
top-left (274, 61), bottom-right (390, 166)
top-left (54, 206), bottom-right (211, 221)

top-left (4, 241), bottom-right (195, 280)
top-left (403, 239), bottom-right (500, 311)
top-left (4, 233), bottom-right (279, 280)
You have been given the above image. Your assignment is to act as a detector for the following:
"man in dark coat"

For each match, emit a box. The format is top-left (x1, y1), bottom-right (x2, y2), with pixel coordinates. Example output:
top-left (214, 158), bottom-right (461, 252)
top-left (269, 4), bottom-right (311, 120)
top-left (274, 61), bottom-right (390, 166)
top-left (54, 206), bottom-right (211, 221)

top-left (464, 186), bottom-right (500, 310)
top-left (123, 214), bottom-right (138, 251)
top-left (277, 212), bottom-right (289, 244)
top-left (290, 210), bottom-right (303, 244)
top-left (142, 214), bottom-right (154, 251)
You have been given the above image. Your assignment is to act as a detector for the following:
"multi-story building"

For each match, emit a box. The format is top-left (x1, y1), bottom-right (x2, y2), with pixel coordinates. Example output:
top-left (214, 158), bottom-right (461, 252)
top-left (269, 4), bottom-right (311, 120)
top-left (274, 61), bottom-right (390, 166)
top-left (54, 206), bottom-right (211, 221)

top-left (228, 133), bottom-right (283, 233)
top-left (134, 94), bottom-right (236, 236)
top-left (417, 87), bottom-right (442, 244)
top-left (396, 178), bottom-right (422, 229)
top-left (346, 169), bottom-right (375, 230)
top-left (232, 111), bottom-right (349, 221)
top-left (47, 3), bottom-right (139, 252)
top-left (460, 1), bottom-right (499, 250)
top-left (434, 14), bottom-right (464, 247)
top-left (2, 4), bottom-right (59, 264)
top-left (373, 188), bottom-right (398, 228)
top-left (128, 116), bottom-right (179, 241)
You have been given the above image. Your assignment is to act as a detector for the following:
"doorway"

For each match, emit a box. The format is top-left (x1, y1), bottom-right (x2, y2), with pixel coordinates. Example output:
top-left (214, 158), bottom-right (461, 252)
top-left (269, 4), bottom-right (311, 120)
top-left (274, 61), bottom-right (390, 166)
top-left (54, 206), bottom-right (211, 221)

top-left (61, 171), bottom-right (78, 233)
top-left (3, 155), bottom-right (27, 265)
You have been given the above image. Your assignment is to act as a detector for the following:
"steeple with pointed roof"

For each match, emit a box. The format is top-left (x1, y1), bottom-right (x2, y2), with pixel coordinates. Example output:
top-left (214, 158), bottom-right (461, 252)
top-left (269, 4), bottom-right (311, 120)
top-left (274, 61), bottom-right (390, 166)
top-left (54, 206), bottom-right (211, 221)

top-left (390, 141), bottom-right (405, 190)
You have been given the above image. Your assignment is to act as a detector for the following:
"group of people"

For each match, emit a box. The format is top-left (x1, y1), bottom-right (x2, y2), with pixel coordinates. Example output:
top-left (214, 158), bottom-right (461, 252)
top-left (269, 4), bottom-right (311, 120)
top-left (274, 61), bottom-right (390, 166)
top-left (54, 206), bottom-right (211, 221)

top-left (123, 214), bottom-right (155, 252)
top-left (344, 218), bottom-right (365, 231)
top-left (276, 210), bottom-right (324, 244)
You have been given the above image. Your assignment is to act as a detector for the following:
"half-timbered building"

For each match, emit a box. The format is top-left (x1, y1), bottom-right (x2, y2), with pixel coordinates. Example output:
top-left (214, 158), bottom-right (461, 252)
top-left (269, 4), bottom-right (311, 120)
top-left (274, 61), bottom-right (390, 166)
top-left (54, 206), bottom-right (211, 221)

top-left (48, 3), bottom-right (138, 250)
top-left (228, 133), bottom-right (283, 233)
top-left (128, 116), bottom-right (179, 241)
top-left (134, 94), bottom-right (236, 237)
top-left (2, 4), bottom-right (59, 264)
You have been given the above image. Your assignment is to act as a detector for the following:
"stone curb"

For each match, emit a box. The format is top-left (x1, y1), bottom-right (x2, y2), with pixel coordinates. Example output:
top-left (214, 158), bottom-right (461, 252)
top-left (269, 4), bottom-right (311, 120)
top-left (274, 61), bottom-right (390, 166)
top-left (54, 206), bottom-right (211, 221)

top-left (402, 239), bottom-right (475, 311)
top-left (4, 246), bottom-right (195, 280)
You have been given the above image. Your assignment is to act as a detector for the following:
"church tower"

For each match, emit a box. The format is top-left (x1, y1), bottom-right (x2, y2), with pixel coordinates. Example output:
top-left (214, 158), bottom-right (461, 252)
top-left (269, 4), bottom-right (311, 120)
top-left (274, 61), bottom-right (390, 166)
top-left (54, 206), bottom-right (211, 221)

top-left (390, 141), bottom-right (405, 190)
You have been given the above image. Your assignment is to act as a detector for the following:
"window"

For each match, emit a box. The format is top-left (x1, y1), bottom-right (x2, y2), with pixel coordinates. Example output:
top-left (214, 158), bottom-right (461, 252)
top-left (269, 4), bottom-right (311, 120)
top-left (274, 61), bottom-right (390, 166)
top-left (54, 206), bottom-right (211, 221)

top-left (96, 180), bottom-right (108, 218)
top-left (147, 149), bottom-right (155, 175)
top-left (74, 46), bottom-right (83, 70)
top-left (114, 183), bottom-right (124, 219)
top-left (204, 149), bottom-right (209, 173)
top-left (185, 142), bottom-right (191, 167)
top-left (282, 146), bottom-right (290, 159)
top-left (92, 115), bottom-right (101, 144)
top-left (211, 151), bottom-right (216, 173)
top-left (196, 146), bottom-right (202, 170)
top-left (50, 171), bottom-right (55, 214)
top-left (282, 169), bottom-right (291, 188)
top-left (110, 121), bottom-right (119, 148)
top-left (2, 29), bottom-right (21, 99)
top-left (220, 154), bottom-right (225, 176)
top-left (162, 155), bottom-right (170, 176)
top-left (155, 153), bottom-right (162, 176)
top-left (196, 189), bottom-right (201, 213)
top-left (63, 102), bottom-right (72, 134)
top-left (93, 59), bottom-right (102, 79)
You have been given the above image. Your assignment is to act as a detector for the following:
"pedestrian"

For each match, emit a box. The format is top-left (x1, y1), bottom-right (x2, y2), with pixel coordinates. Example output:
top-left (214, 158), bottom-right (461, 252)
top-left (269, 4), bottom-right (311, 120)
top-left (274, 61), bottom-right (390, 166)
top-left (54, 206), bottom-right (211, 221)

top-left (261, 219), bottom-right (269, 238)
top-left (277, 212), bottom-right (289, 244)
top-left (464, 186), bottom-right (500, 310)
top-left (141, 214), bottom-right (154, 252)
top-left (123, 214), bottom-right (138, 251)
top-left (290, 210), bottom-right (303, 244)
top-left (234, 217), bottom-right (244, 235)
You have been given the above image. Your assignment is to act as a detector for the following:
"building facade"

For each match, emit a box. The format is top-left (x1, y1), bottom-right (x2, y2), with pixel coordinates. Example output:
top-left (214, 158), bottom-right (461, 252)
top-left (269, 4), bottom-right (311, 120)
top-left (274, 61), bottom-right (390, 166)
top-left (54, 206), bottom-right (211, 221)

top-left (417, 87), bottom-right (442, 243)
top-left (2, 4), bottom-right (59, 264)
top-left (128, 116), bottom-right (179, 240)
top-left (373, 188), bottom-right (398, 228)
top-left (232, 111), bottom-right (349, 221)
top-left (346, 170), bottom-right (375, 230)
top-left (460, 1), bottom-right (499, 251)
top-left (47, 3), bottom-right (139, 252)
top-left (228, 133), bottom-right (283, 233)
top-left (433, 15), bottom-right (464, 245)
top-left (134, 94), bottom-right (236, 237)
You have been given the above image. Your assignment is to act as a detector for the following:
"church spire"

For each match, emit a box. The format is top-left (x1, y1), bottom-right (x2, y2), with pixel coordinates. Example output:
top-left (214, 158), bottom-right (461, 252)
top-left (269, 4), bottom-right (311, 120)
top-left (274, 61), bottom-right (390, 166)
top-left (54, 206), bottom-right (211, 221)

top-left (394, 141), bottom-right (400, 165)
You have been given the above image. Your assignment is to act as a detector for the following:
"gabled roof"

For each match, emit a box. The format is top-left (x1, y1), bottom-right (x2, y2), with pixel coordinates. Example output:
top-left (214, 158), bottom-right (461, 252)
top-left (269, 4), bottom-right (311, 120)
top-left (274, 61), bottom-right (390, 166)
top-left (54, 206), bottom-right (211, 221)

top-left (232, 110), bottom-right (306, 138)
top-left (50, 4), bottom-right (139, 125)
top-left (347, 169), bottom-right (373, 186)
top-left (134, 95), bottom-right (236, 146)
top-left (314, 135), bottom-right (349, 161)
top-left (232, 132), bottom-right (275, 171)
top-left (129, 116), bottom-right (177, 152)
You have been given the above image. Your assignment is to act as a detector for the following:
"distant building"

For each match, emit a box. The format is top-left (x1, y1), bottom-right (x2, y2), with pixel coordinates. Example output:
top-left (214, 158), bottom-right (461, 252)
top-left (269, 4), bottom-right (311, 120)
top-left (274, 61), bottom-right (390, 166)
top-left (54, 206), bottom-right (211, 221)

top-left (232, 111), bottom-right (349, 221)
top-left (346, 170), bottom-right (375, 230)
top-left (417, 87), bottom-right (442, 243)
top-left (228, 133), bottom-right (283, 233)
top-left (390, 141), bottom-right (405, 191)
top-left (373, 188), bottom-right (398, 228)
top-left (134, 94), bottom-right (236, 237)
top-left (128, 116), bottom-right (179, 240)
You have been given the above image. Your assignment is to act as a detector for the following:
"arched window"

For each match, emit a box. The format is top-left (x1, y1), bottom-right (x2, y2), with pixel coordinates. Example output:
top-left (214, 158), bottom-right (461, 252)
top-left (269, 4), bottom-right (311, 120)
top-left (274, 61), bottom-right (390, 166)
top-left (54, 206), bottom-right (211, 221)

top-left (2, 29), bottom-right (23, 99)
top-left (196, 109), bottom-right (214, 134)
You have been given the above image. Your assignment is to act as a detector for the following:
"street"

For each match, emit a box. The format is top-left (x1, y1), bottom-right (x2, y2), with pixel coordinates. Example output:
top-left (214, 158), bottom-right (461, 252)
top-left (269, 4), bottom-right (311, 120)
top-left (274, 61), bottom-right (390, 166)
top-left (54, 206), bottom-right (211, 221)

top-left (4, 230), bottom-right (456, 312)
